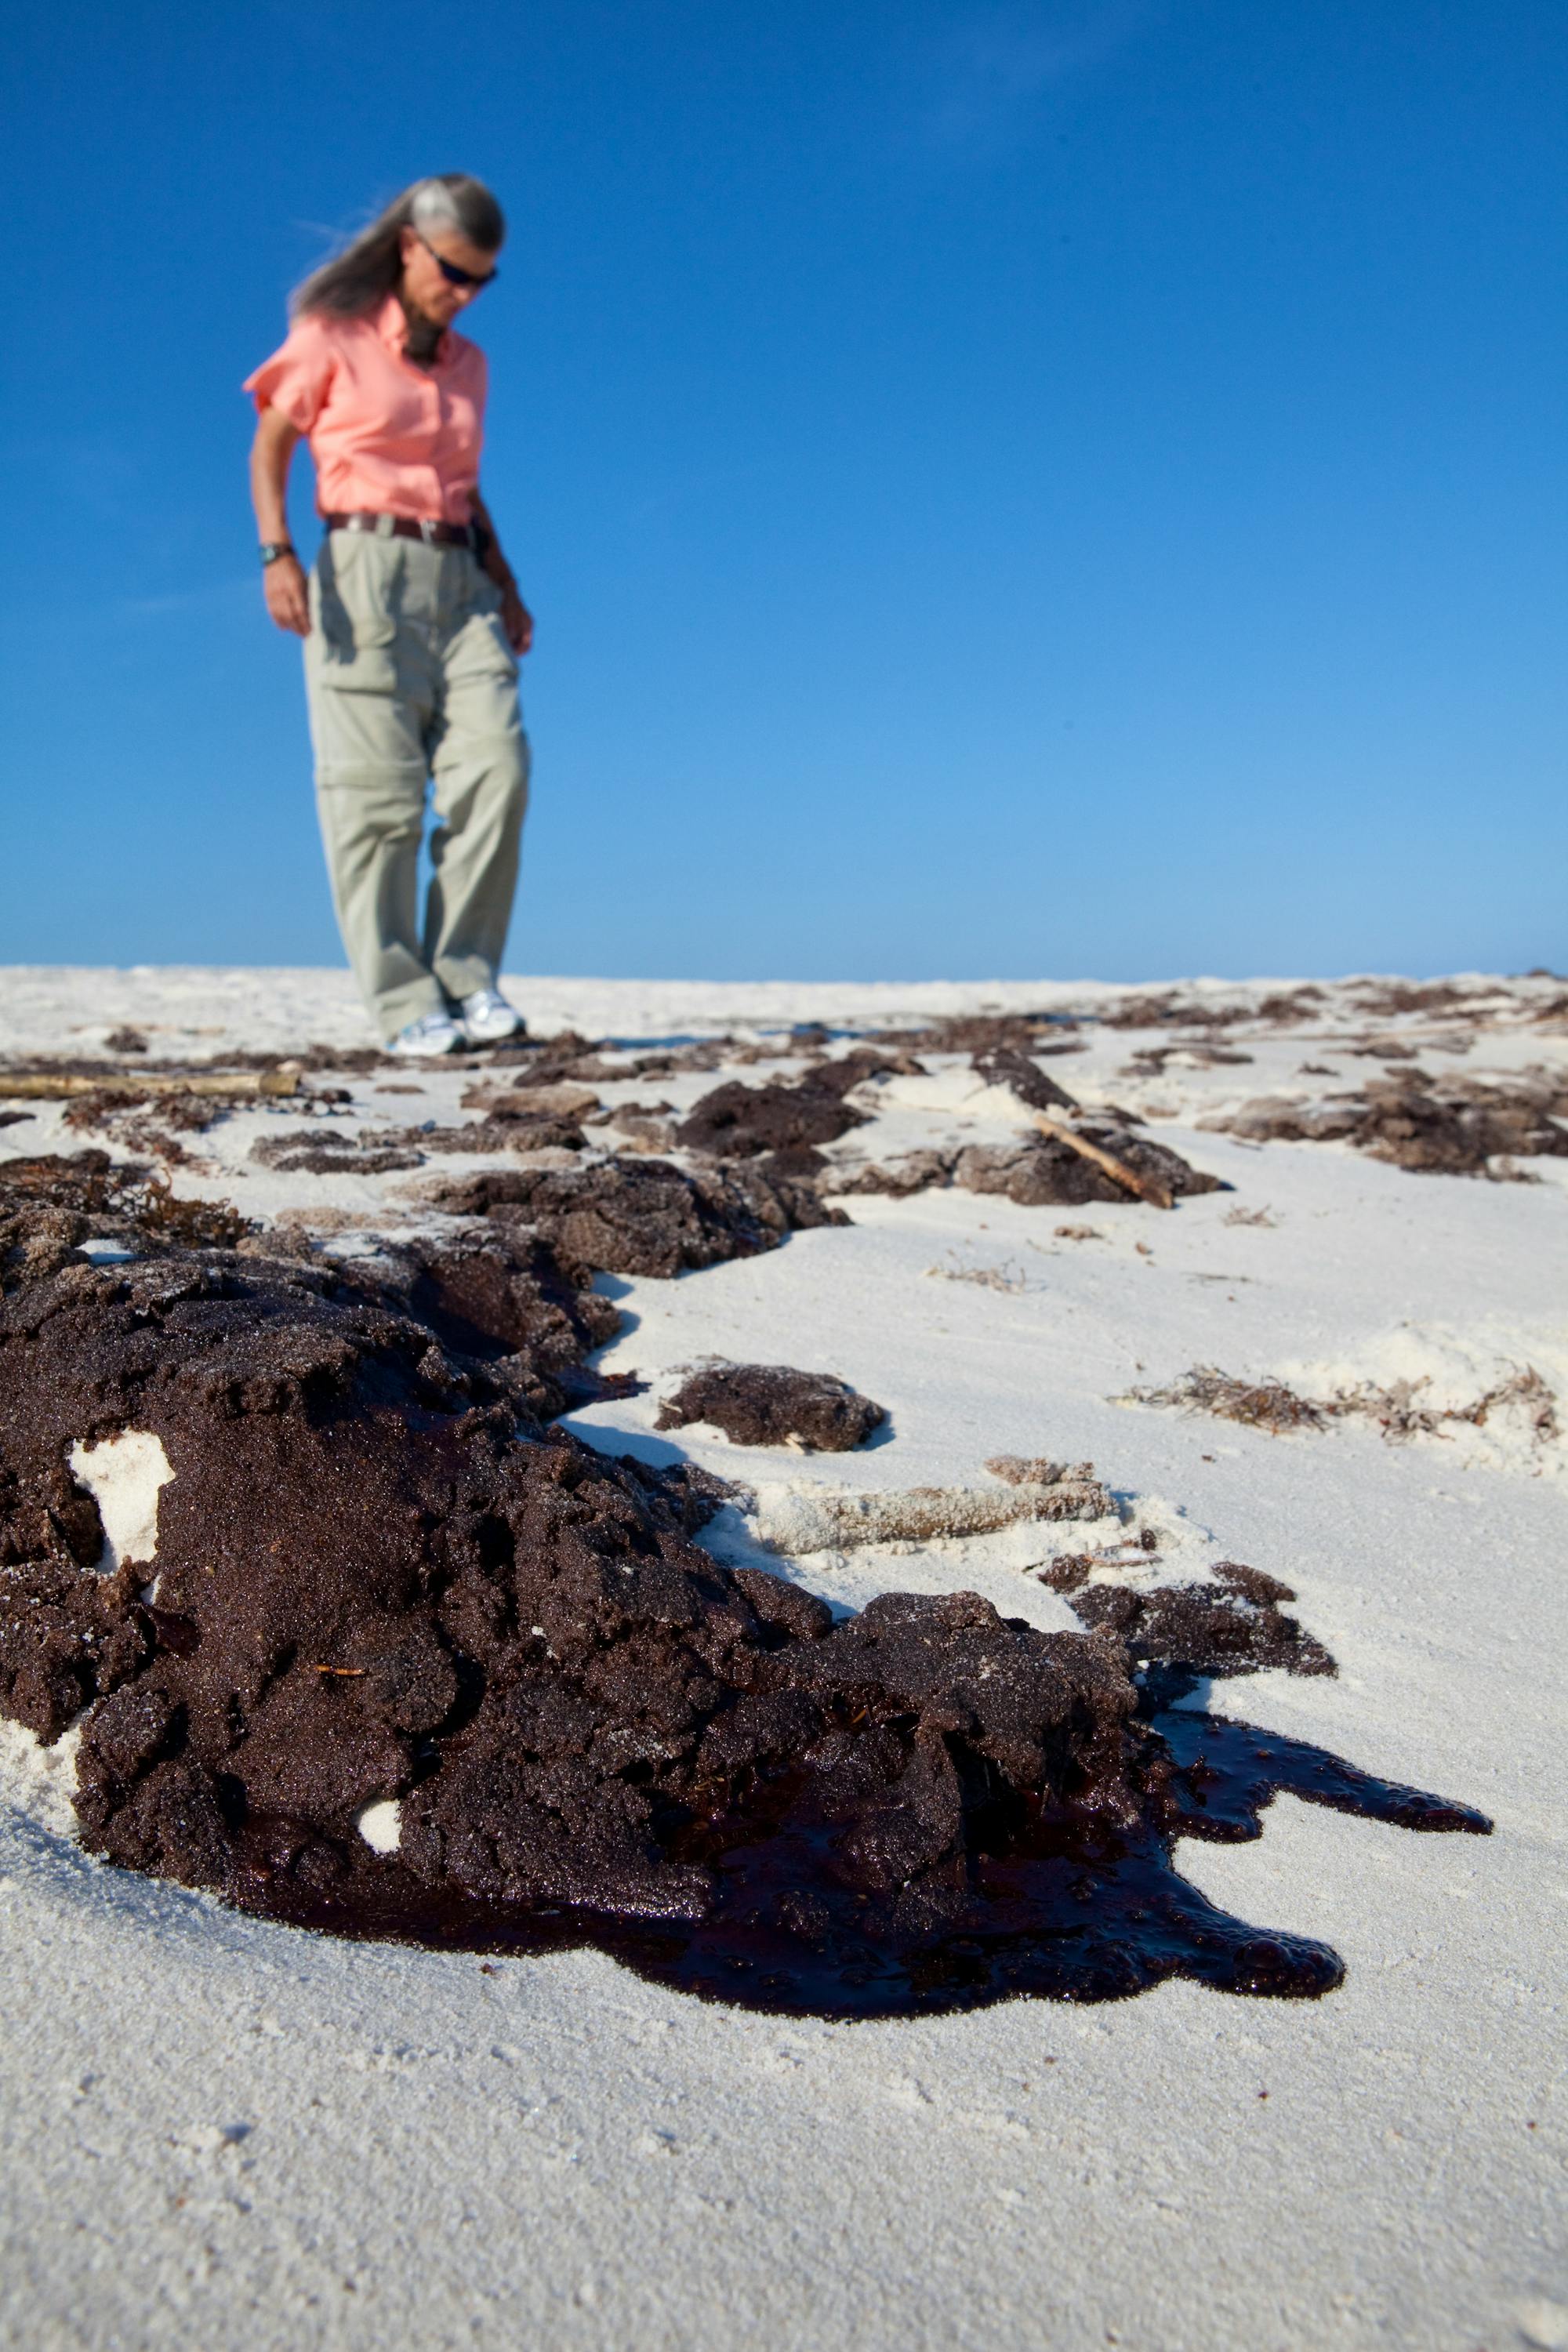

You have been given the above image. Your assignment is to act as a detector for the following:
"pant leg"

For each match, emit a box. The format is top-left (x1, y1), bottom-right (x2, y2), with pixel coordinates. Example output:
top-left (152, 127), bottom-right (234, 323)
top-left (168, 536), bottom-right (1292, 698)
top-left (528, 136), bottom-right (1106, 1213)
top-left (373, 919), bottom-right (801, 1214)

top-left (303, 534), bottom-right (444, 1040)
top-left (423, 565), bottom-right (530, 1004)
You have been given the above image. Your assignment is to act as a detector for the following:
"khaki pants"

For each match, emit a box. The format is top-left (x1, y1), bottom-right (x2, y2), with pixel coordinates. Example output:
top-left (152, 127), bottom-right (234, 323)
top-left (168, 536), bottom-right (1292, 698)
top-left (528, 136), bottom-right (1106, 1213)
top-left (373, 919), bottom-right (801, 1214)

top-left (303, 529), bottom-right (530, 1040)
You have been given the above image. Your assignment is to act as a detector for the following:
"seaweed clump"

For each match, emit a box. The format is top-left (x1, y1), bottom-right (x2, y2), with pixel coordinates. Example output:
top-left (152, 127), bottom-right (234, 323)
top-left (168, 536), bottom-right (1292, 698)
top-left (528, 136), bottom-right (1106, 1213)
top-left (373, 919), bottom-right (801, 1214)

top-left (1120, 1361), bottom-right (1560, 1455)
top-left (1120, 1366), bottom-right (1327, 1435)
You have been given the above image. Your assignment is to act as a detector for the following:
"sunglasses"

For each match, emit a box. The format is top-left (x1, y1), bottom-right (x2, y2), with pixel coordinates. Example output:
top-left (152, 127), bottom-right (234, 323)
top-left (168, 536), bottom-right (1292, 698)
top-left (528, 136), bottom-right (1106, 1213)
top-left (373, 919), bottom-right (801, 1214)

top-left (416, 230), bottom-right (499, 291)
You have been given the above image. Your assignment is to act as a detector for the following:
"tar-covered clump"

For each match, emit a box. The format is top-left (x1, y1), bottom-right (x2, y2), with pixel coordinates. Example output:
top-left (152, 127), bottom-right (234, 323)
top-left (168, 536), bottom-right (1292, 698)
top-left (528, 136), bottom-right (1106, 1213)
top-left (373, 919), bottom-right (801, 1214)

top-left (657, 1363), bottom-right (886, 1450)
top-left (837, 1127), bottom-right (1221, 1208)
top-left (373, 1228), bottom-right (630, 1419)
top-left (1068, 1562), bottom-right (1336, 1679)
top-left (0, 1150), bottom-right (249, 1278)
top-left (425, 1153), bottom-right (844, 1279)
top-left (675, 1075), bottom-right (869, 1159)
top-left (0, 1183), bottom-right (1489, 2017)
top-left (1210, 1073), bottom-right (1568, 1177)
top-left (251, 1128), bottom-right (426, 1176)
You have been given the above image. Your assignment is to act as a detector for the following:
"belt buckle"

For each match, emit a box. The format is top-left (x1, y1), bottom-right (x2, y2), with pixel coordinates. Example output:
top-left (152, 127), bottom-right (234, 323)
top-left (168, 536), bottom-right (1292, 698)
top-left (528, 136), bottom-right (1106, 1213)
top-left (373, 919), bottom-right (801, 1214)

top-left (419, 517), bottom-right (438, 546)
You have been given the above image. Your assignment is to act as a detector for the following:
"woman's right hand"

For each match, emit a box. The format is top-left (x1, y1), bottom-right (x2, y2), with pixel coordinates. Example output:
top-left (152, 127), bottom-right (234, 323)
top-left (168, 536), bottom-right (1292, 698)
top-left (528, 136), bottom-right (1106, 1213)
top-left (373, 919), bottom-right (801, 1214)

top-left (263, 553), bottom-right (310, 637)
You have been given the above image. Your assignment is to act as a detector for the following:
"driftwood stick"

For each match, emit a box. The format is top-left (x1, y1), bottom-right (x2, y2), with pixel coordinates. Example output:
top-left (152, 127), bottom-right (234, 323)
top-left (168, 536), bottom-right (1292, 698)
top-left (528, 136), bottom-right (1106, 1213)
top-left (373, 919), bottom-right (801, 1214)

top-left (0, 1070), bottom-right (299, 1101)
top-left (1029, 1112), bottom-right (1174, 1210)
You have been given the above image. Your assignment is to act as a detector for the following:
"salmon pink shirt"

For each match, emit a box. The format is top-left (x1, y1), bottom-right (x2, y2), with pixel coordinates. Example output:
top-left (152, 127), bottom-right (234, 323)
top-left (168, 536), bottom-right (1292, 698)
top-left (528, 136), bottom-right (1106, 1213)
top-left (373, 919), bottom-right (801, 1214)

top-left (244, 295), bottom-right (486, 524)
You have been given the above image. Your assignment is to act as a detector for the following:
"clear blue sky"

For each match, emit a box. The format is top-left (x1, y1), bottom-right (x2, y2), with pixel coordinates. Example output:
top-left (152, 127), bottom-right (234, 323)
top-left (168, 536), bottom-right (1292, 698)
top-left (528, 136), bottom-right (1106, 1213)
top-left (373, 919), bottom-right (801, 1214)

top-left (4, 1), bottom-right (1564, 982)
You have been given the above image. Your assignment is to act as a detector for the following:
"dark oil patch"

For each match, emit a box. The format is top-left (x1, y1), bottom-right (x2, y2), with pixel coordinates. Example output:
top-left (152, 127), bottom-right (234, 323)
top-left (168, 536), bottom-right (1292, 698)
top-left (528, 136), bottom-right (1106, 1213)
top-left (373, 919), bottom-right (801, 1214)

top-left (234, 1673), bottom-right (1489, 2018)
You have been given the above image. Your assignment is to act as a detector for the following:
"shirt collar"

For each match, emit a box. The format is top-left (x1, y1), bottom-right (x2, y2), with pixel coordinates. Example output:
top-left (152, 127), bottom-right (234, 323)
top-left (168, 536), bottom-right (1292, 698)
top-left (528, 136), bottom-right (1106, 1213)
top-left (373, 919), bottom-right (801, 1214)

top-left (372, 292), bottom-right (448, 366)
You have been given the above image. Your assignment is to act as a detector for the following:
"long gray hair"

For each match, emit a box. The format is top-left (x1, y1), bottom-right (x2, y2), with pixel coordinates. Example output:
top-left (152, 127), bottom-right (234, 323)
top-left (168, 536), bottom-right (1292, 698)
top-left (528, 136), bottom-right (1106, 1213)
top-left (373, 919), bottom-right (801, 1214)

top-left (291, 175), bottom-right (505, 318)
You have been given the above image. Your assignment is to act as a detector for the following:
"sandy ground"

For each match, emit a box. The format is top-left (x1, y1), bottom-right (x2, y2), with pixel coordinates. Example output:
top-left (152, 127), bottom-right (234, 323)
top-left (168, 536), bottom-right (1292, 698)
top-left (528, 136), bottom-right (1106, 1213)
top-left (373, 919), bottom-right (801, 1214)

top-left (2, 965), bottom-right (1564, 2352)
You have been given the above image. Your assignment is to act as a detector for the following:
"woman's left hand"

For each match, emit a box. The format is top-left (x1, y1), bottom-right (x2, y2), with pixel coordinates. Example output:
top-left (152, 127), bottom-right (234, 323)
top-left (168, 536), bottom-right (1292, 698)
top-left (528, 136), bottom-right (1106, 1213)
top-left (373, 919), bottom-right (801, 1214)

top-left (500, 582), bottom-right (533, 655)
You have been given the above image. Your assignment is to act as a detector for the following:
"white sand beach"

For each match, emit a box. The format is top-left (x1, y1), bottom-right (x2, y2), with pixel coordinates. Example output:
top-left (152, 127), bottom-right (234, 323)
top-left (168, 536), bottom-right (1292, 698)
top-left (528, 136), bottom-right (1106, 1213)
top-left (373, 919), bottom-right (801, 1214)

top-left (2, 966), bottom-right (1564, 2351)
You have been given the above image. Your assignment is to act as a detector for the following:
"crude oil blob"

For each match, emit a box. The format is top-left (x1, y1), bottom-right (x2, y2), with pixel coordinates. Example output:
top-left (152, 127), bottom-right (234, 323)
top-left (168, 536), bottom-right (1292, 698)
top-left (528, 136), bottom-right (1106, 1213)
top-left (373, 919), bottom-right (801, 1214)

top-left (0, 1174), bottom-right (1489, 2019)
top-left (656, 1362), bottom-right (886, 1451)
top-left (242, 1668), bottom-right (1489, 2018)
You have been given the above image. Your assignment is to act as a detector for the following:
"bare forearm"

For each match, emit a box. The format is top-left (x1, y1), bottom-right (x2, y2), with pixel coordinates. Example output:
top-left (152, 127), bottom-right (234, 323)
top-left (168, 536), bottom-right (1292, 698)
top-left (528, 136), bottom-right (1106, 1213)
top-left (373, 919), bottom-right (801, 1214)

top-left (471, 488), bottom-right (533, 655)
top-left (470, 489), bottom-right (513, 586)
top-left (249, 409), bottom-right (300, 544)
top-left (249, 408), bottom-right (309, 635)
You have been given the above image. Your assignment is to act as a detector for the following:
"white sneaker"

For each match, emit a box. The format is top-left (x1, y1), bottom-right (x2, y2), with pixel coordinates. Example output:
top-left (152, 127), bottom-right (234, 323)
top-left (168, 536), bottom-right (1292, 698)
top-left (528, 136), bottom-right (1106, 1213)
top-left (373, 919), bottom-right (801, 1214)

top-left (458, 988), bottom-right (526, 1045)
top-left (390, 1011), bottom-right (464, 1058)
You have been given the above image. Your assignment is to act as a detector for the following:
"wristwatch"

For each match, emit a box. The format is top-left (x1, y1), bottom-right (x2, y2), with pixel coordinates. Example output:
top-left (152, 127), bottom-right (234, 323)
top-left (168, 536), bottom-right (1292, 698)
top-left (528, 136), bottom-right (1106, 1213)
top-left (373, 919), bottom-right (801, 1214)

top-left (259, 541), bottom-right (296, 567)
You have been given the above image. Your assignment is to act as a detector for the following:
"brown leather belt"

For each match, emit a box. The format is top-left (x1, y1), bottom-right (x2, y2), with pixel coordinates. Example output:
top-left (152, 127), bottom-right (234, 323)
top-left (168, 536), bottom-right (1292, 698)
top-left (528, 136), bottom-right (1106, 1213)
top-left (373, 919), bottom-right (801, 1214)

top-left (323, 511), bottom-right (476, 549)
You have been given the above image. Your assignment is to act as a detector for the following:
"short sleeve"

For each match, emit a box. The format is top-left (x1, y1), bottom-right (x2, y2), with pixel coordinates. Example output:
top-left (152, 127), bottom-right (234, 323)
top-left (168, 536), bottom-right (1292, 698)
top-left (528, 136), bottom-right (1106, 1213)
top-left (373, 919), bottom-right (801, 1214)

top-left (242, 313), bottom-right (338, 433)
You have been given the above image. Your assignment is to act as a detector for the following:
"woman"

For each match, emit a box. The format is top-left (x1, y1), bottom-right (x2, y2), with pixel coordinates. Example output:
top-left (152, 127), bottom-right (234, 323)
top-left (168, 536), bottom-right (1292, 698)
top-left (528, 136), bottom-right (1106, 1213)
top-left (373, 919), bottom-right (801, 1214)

top-left (246, 173), bottom-right (532, 1056)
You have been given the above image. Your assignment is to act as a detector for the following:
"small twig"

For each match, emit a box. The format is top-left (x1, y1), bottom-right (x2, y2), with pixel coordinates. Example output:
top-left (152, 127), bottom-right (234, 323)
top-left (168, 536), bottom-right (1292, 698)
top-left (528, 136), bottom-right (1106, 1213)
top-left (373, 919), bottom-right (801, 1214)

top-left (313, 1664), bottom-right (366, 1676)
top-left (1029, 1112), bottom-right (1174, 1210)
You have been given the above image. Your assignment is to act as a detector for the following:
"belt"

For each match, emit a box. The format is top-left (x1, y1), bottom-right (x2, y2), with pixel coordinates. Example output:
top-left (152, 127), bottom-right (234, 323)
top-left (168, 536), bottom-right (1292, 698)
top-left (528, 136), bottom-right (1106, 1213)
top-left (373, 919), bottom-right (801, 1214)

top-left (323, 511), bottom-right (476, 549)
